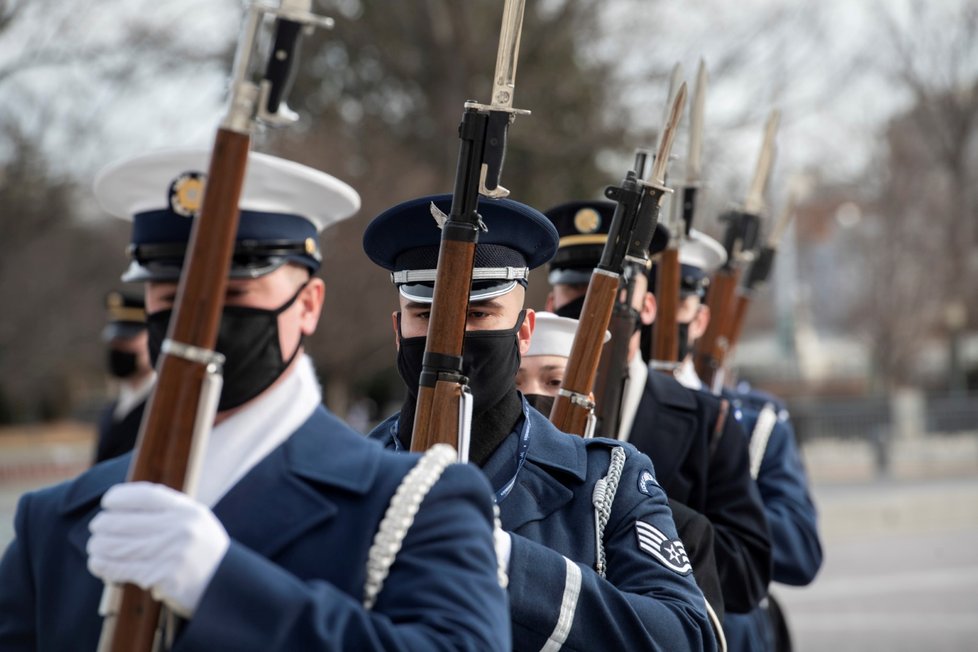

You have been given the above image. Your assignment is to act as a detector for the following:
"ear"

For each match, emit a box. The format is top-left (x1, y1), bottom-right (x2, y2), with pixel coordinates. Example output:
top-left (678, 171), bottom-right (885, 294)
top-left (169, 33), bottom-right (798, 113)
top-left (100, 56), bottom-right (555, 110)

top-left (299, 277), bottom-right (326, 336)
top-left (544, 291), bottom-right (555, 312)
top-left (690, 304), bottom-right (710, 342)
top-left (639, 291), bottom-right (657, 326)
top-left (391, 311), bottom-right (401, 350)
top-left (518, 308), bottom-right (536, 356)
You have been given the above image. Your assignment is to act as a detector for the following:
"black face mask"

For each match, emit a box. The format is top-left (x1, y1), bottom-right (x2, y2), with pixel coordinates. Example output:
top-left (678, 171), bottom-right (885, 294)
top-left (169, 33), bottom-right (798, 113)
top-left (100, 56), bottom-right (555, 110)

top-left (107, 349), bottom-right (138, 379)
top-left (677, 320), bottom-right (692, 362)
top-left (397, 310), bottom-right (526, 417)
top-left (146, 283), bottom-right (307, 412)
top-left (554, 295), bottom-right (586, 320)
top-left (524, 393), bottom-right (555, 415)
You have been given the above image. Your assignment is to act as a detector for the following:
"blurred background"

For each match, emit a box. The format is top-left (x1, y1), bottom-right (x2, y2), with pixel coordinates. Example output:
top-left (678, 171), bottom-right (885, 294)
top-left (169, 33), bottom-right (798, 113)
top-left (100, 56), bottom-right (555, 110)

top-left (0, 1), bottom-right (976, 649)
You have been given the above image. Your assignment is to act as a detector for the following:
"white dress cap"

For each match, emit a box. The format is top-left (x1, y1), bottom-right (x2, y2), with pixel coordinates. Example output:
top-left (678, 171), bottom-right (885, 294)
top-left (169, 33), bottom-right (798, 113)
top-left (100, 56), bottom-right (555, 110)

top-left (527, 311), bottom-right (611, 358)
top-left (680, 229), bottom-right (727, 274)
top-left (94, 147), bottom-right (360, 230)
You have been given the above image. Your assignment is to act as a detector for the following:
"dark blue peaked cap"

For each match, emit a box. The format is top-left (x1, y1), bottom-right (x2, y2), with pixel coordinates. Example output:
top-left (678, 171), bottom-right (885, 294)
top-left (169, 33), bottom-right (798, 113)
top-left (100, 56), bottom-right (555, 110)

top-left (363, 194), bottom-right (559, 303)
top-left (101, 290), bottom-right (146, 342)
top-left (544, 200), bottom-right (669, 286)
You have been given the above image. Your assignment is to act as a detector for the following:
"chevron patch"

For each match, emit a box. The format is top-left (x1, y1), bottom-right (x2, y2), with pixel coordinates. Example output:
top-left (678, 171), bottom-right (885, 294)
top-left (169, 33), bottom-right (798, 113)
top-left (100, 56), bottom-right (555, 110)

top-left (635, 520), bottom-right (693, 575)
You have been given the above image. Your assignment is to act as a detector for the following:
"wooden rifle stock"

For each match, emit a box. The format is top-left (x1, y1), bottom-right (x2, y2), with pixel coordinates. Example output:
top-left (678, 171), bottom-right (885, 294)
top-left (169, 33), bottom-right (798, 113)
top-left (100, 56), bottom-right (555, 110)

top-left (410, 234), bottom-right (477, 453)
top-left (103, 128), bottom-right (250, 652)
top-left (726, 292), bottom-right (751, 355)
top-left (651, 247), bottom-right (681, 365)
top-left (693, 267), bottom-right (740, 388)
top-left (549, 271), bottom-right (619, 435)
top-left (408, 0), bottom-right (527, 454)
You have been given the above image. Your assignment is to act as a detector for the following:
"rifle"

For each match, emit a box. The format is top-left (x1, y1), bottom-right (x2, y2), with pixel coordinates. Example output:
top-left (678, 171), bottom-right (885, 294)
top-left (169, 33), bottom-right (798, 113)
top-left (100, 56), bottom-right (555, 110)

top-left (97, 3), bottom-right (331, 650)
top-left (693, 109), bottom-right (779, 392)
top-left (550, 83), bottom-right (687, 437)
top-left (591, 151), bottom-right (650, 439)
top-left (650, 60), bottom-right (707, 370)
top-left (408, 0), bottom-right (529, 456)
top-left (726, 186), bottom-right (798, 353)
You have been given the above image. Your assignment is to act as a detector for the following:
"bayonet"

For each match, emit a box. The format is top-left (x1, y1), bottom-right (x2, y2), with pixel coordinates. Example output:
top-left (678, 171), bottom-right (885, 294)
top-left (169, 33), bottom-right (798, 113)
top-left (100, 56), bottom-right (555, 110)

top-left (647, 80), bottom-right (690, 368)
top-left (410, 0), bottom-right (531, 454)
top-left (685, 59), bottom-right (708, 186)
top-left (649, 82), bottom-right (687, 190)
top-left (465, 0), bottom-right (530, 198)
top-left (766, 184), bottom-right (798, 248)
top-left (655, 63), bottom-right (684, 156)
top-left (743, 109), bottom-right (780, 215)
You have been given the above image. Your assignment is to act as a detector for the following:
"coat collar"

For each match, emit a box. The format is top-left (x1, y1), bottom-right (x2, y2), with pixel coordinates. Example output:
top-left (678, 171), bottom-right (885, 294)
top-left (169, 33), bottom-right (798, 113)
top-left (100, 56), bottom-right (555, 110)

top-left (494, 405), bottom-right (587, 532)
top-left (521, 407), bottom-right (589, 481)
top-left (66, 406), bottom-right (380, 560)
top-left (646, 367), bottom-right (699, 410)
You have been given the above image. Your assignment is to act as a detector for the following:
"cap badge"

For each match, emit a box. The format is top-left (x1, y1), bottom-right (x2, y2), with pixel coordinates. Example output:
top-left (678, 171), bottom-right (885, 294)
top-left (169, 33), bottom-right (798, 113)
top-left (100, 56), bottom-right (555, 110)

top-left (168, 171), bottom-right (207, 218)
top-left (573, 208), bottom-right (601, 234)
top-left (429, 202), bottom-right (448, 229)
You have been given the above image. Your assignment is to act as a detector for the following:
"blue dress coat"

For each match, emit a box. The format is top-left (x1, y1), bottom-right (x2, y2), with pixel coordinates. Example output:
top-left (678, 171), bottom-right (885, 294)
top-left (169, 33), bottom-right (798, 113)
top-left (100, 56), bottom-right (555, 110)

top-left (723, 386), bottom-right (823, 652)
top-left (371, 399), bottom-right (717, 652)
top-left (93, 398), bottom-right (146, 463)
top-left (628, 370), bottom-right (773, 614)
top-left (0, 406), bottom-right (510, 652)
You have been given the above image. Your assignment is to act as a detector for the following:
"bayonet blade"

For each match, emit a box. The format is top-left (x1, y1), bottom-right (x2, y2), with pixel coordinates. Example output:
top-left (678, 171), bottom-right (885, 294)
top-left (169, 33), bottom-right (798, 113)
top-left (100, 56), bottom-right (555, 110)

top-left (767, 183), bottom-right (799, 248)
top-left (685, 59), bottom-right (708, 184)
top-left (489, 0), bottom-right (527, 112)
top-left (650, 82), bottom-right (688, 187)
top-left (656, 63), bottom-right (684, 154)
top-left (743, 108), bottom-right (780, 214)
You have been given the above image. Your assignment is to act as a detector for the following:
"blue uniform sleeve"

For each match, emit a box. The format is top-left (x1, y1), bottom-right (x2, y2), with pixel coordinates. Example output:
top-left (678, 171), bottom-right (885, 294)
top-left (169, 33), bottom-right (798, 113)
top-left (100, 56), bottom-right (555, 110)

top-left (756, 418), bottom-right (823, 586)
top-left (175, 464), bottom-right (510, 652)
top-left (506, 447), bottom-right (716, 652)
top-left (0, 494), bottom-right (37, 651)
top-left (706, 412), bottom-right (773, 613)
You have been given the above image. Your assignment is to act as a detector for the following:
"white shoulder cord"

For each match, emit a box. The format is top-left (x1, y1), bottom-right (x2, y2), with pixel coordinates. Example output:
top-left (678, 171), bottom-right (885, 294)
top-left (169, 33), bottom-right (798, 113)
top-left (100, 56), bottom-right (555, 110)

top-left (363, 444), bottom-right (457, 610)
top-left (591, 446), bottom-right (627, 578)
top-left (748, 403), bottom-right (779, 480)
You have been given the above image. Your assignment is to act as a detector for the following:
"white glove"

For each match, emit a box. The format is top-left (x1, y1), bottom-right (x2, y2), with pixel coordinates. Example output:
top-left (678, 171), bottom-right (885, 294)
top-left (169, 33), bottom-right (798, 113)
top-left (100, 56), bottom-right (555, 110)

top-left (495, 527), bottom-right (512, 575)
top-left (87, 482), bottom-right (230, 618)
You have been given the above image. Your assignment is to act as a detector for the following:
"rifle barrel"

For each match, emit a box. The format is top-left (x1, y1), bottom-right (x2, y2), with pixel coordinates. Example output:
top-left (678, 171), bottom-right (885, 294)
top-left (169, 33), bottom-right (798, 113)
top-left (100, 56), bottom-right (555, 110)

top-left (103, 128), bottom-right (251, 652)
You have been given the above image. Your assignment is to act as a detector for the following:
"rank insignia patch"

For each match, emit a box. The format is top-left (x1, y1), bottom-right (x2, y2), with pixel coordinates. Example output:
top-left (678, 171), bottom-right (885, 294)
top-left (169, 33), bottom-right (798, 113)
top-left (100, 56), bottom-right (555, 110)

top-left (635, 520), bottom-right (692, 575)
top-left (637, 469), bottom-right (658, 497)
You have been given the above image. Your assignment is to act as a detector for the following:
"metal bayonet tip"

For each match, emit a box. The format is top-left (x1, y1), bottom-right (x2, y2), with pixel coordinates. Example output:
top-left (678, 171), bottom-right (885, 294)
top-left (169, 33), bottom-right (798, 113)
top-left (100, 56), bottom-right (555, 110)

top-left (651, 82), bottom-right (688, 187)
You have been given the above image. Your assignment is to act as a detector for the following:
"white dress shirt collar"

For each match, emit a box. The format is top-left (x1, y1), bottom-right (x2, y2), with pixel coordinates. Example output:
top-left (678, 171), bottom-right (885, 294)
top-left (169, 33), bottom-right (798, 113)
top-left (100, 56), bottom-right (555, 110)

top-left (193, 354), bottom-right (322, 507)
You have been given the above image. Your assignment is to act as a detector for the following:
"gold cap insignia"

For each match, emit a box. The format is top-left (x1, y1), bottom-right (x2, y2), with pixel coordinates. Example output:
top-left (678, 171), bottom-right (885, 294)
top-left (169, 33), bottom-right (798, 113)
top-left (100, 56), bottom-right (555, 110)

top-left (168, 171), bottom-right (207, 218)
top-left (304, 237), bottom-right (317, 255)
top-left (573, 208), bottom-right (601, 234)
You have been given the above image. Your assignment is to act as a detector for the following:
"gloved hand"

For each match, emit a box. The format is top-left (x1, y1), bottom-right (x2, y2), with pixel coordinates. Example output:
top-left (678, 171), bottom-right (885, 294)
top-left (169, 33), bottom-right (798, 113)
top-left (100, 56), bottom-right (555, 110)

top-left (87, 482), bottom-right (230, 618)
top-left (495, 527), bottom-right (512, 573)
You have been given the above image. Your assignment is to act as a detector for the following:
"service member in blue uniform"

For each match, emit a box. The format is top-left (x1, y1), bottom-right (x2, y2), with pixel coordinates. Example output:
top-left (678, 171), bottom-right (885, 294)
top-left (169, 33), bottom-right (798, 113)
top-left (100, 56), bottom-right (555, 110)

top-left (720, 386), bottom-right (822, 652)
top-left (0, 150), bottom-right (510, 652)
top-left (543, 200), bottom-right (772, 618)
top-left (94, 291), bottom-right (154, 463)
top-left (363, 194), bottom-right (717, 652)
top-left (517, 311), bottom-right (727, 644)
top-left (663, 233), bottom-right (823, 651)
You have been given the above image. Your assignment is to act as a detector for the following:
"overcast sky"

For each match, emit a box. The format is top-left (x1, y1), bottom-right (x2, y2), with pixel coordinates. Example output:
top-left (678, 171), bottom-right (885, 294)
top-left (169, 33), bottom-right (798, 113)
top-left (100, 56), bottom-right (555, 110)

top-left (0, 0), bottom-right (972, 206)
